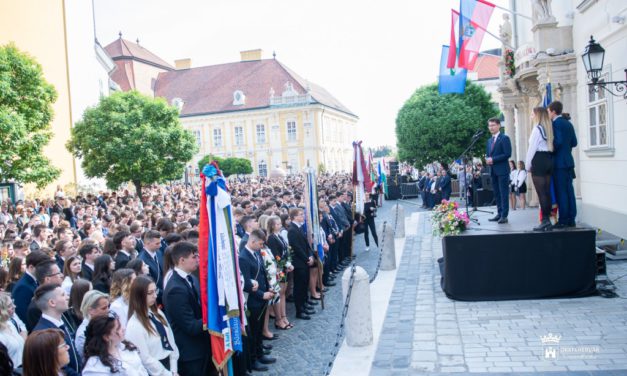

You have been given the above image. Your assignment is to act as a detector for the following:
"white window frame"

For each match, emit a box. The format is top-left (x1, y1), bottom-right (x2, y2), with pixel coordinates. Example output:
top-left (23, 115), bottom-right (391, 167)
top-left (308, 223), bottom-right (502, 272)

top-left (584, 66), bottom-right (614, 157)
top-left (287, 121), bottom-right (297, 142)
top-left (213, 128), bottom-right (222, 147)
top-left (258, 160), bottom-right (268, 177)
top-left (193, 129), bottom-right (202, 148)
top-left (234, 126), bottom-right (244, 146)
top-left (256, 124), bottom-right (266, 144)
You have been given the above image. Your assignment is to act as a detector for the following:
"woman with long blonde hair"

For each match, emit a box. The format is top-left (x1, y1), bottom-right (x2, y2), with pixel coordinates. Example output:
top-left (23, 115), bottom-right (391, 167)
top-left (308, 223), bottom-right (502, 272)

top-left (525, 106), bottom-right (554, 231)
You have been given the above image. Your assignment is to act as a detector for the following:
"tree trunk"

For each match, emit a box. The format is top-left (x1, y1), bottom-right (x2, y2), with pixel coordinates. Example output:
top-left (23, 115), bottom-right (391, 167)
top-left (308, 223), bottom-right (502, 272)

top-left (133, 180), bottom-right (142, 199)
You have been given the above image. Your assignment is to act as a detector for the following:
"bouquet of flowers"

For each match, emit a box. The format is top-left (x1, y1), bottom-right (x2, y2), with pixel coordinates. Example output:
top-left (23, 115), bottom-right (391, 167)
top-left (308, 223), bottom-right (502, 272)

top-left (504, 49), bottom-right (516, 78)
top-left (274, 255), bottom-right (288, 283)
top-left (431, 199), bottom-right (470, 237)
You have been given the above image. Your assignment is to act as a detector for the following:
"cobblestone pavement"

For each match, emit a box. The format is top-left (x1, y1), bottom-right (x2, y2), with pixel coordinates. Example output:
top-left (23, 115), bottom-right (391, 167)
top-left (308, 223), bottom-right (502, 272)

top-left (371, 209), bottom-right (627, 376)
top-left (257, 199), bottom-right (423, 376)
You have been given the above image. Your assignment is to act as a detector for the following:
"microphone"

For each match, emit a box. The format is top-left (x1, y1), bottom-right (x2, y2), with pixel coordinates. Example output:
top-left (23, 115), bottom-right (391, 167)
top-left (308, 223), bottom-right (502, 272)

top-left (472, 129), bottom-right (485, 139)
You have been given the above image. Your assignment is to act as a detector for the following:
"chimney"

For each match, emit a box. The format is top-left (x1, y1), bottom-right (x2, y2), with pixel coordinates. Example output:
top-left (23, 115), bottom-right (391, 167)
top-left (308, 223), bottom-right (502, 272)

top-left (175, 58), bottom-right (192, 70)
top-left (240, 49), bottom-right (263, 62)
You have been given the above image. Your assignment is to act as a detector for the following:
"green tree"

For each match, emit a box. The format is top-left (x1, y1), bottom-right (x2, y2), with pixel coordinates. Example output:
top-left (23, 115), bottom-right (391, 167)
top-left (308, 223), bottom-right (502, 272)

top-left (395, 81), bottom-right (498, 167)
top-left (198, 155), bottom-right (252, 177)
top-left (67, 90), bottom-right (197, 197)
top-left (373, 145), bottom-right (392, 158)
top-left (0, 43), bottom-right (61, 188)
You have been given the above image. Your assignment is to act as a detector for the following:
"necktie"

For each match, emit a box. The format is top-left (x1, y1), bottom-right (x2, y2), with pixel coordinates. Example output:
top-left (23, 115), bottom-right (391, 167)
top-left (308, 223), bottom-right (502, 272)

top-left (60, 324), bottom-right (79, 372)
top-left (491, 136), bottom-right (497, 153)
top-left (149, 312), bottom-right (174, 351)
top-left (10, 318), bottom-right (21, 333)
top-left (186, 275), bottom-right (199, 304)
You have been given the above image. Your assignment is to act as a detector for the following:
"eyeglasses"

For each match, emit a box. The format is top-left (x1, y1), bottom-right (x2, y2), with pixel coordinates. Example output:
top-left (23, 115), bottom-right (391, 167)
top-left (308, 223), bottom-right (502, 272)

top-left (46, 272), bottom-right (63, 278)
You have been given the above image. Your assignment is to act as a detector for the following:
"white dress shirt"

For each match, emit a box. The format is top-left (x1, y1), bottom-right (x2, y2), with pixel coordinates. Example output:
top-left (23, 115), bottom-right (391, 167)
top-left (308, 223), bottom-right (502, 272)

top-left (82, 344), bottom-right (149, 376)
top-left (515, 169), bottom-right (527, 188)
top-left (0, 322), bottom-right (24, 367)
top-left (526, 124), bottom-right (551, 170)
top-left (125, 310), bottom-right (179, 376)
top-left (110, 296), bottom-right (130, 329)
top-left (75, 318), bottom-right (89, 357)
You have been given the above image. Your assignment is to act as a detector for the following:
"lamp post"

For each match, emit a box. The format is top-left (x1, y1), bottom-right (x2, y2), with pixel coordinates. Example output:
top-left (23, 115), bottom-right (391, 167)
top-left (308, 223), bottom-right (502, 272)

top-left (581, 35), bottom-right (627, 99)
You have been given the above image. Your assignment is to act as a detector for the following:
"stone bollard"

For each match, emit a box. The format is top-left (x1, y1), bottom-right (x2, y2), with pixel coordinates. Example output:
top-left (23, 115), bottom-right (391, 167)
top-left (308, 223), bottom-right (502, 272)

top-left (380, 222), bottom-right (396, 271)
top-left (342, 266), bottom-right (373, 346)
top-left (393, 204), bottom-right (405, 238)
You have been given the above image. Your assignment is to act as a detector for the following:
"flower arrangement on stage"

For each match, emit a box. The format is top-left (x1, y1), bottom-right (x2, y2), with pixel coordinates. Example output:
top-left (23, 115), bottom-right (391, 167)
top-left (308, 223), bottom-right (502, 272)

top-left (505, 49), bottom-right (516, 78)
top-left (431, 199), bottom-right (470, 237)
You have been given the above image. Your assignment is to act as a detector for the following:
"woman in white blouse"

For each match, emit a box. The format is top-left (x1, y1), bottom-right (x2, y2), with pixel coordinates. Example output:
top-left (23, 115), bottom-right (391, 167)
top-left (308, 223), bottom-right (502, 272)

top-left (109, 269), bottom-right (136, 329)
top-left (0, 292), bottom-right (26, 368)
top-left (125, 276), bottom-right (179, 376)
top-left (75, 290), bottom-right (110, 358)
top-left (508, 160), bottom-right (518, 211)
top-left (514, 161), bottom-right (528, 209)
top-left (525, 106), bottom-right (555, 231)
top-left (82, 314), bottom-right (148, 376)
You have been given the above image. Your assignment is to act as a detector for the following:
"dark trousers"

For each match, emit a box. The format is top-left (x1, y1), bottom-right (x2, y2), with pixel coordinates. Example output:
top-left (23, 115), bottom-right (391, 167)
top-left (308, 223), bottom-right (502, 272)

top-left (328, 241), bottom-right (338, 271)
top-left (248, 304), bottom-right (266, 363)
top-left (363, 218), bottom-right (378, 247)
top-left (341, 229), bottom-right (352, 260)
top-left (293, 267), bottom-right (309, 314)
top-left (491, 173), bottom-right (510, 218)
top-left (178, 355), bottom-right (215, 376)
top-left (553, 168), bottom-right (577, 225)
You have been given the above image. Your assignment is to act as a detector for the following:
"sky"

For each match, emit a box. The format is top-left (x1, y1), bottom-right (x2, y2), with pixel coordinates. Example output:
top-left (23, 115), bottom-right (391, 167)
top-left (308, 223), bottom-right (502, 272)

top-left (94, 0), bottom-right (509, 149)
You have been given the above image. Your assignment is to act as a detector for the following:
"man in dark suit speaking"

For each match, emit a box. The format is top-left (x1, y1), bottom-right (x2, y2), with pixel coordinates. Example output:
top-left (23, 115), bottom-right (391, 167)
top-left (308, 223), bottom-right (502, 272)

top-left (486, 117), bottom-right (512, 224)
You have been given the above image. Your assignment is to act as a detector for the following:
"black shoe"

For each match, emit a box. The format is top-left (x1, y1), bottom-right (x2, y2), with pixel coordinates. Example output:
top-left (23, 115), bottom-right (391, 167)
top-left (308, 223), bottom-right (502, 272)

top-left (488, 215), bottom-right (501, 222)
top-left (263, 349), bottom-right (272, 355)
top-left (497, 217), bottom-right (508, 224)
top-left (262, 334), bottom-right (279, 340)
top-left (552, 223), bottom-right (568, 230)
top-left (307, 299), bottom-right (319, 305)
top-left (303, 308), bottom-right (315, 315)
top-left (251, 361), bottom-right (268, 372)
top-left (296, 313), bottom-right (311, 320)
top-left (326, 281), bottom-right (337, 287)
top-left (322, 287), bottom-right (329, 293)
top-left (533, 220), bottom-right (552, 232)
top-left (262, 344), bottom-right (273, 350)
top-left (258, 355), bottom-right (276, 364)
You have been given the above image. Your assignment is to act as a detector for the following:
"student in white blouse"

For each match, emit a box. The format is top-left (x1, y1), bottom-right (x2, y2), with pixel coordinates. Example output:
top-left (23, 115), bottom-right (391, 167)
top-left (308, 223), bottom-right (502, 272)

top-left (82, 314), bottom-right (148, 376)
top-left (526, 106), bottom-right (555, 231)
top-left (109, 269), bottom-right (136, 329)
top-left (0, 293), bottom-right (26, 368)
top-left (125, 276), bottom-right (179, 376)
top-left (514, 161), bottom-right (528, 209)
top-left (75, 290), bottom-right (110, 358)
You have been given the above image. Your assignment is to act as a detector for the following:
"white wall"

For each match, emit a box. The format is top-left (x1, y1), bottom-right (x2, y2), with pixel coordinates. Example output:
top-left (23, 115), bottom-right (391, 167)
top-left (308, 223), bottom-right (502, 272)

top-left (572, 0), bottom-right (627, 238)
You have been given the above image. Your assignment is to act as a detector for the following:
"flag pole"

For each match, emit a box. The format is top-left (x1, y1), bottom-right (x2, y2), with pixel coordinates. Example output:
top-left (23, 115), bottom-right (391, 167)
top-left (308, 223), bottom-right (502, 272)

top-left (492, 4), bottom-right (533, 21)
top-left (471, 21), bottom-right (515, 50)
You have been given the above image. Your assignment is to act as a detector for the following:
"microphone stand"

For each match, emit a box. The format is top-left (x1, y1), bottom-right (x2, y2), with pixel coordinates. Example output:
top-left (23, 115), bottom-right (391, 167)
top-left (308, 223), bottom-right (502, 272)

top-left (455, 131), bottom-right (492, 225)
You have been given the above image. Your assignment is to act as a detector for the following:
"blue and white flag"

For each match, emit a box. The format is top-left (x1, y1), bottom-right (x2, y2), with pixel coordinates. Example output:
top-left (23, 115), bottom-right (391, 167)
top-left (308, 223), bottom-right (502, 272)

top-left (439, 45), bottom-right (467, 95)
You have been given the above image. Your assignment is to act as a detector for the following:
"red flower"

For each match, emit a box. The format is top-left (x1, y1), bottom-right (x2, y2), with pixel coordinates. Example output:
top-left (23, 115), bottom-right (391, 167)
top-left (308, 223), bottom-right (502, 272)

top-left (275, 256), bottom-right (281, 261)
top-left (260, 251), bottom-right (266, 257)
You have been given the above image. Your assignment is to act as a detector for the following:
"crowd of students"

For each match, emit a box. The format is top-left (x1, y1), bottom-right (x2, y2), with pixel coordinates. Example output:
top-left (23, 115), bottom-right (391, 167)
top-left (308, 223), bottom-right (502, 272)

top-left (0, 173), bottom-right (379, 375)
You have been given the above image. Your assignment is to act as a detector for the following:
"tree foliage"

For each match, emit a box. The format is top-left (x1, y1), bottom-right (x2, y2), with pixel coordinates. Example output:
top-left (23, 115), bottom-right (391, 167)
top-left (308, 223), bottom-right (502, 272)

top-left (395, 81), bottom-right (498, 167)
top-left (0, 43), bottom-right (61, 187)
top-left (372, 145), bottom-right (392, 158)
top-left (66, 90), bottom-right (197, 197)
top-left (198, 155), bottom-right (253, 177)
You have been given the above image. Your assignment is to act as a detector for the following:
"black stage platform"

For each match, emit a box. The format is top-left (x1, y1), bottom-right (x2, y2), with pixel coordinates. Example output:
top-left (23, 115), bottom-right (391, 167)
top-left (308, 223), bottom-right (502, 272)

top-left (439, 209), bottom-right (598, 301)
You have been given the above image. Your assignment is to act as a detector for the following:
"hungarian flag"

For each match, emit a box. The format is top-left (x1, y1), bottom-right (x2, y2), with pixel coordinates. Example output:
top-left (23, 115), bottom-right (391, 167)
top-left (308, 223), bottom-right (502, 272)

top-left (458, 0), bottom-right (495, 69)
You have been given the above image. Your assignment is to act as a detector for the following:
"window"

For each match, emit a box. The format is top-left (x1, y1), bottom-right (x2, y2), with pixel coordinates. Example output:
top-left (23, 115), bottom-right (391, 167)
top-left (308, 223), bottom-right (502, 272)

top-left (587, 76), bottom-right (608, 148)
top-left (258, 160), bottom-right (268, 177)
top-left (193, 129), bottom-right (201, 147)
top-left (256, 124), bottom-right (266, 144)
top-left (213, 128), bottom-right (222, 147)
top-left (287, 121), bottom-right (297, 142)
top-left (234, 126), bottom-right (244, 146)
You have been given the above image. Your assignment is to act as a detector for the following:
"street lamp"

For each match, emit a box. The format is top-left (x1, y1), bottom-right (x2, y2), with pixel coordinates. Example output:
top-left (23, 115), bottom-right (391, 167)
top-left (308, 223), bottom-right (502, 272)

top-left (581, 35), bottom-right (627, 99)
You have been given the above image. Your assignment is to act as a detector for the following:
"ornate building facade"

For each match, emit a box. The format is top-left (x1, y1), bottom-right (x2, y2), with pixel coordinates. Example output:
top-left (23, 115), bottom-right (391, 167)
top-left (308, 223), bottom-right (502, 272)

top-left (105, 41), bottom-right (357, 176)
top-left (497, 0), bottom-right (627, 238)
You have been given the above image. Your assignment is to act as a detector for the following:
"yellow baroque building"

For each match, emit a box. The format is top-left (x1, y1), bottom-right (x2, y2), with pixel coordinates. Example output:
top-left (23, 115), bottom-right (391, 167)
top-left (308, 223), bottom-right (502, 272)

top-left (105, 41), bottom-right (358, 176)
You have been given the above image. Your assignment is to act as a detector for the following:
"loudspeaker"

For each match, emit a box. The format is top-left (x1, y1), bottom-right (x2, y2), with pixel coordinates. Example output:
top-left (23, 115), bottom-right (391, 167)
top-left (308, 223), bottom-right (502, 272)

top-left (389, 161), bottom-right (399, 176)
top-left (386, 184), bottom-right (401, 200)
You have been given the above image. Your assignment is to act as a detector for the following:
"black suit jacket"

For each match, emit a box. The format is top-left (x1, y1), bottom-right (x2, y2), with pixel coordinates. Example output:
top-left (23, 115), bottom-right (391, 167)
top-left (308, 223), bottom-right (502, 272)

top-left (114, 250), bottom-right (132, 270)
top-left (11, 273), bottom-right (37, 323)
top-left (266, 233), bottom-right (288, 260)
top-left (32, 317), bottom-right (81, 376)
top-left (55, 255), bottom-right (65, 273)
top-left (80, 262), bottom-right (93, 282)
top-left (238, 233), bottom-right (249, 253)
top-left (163, 272), bottom-right (209, 362)
top-left (138, 249), bottom-right (164, 292)
top-left (238, 248), bottom-right (268, 309)
top-left (287, 223), bottom-right (312, 269)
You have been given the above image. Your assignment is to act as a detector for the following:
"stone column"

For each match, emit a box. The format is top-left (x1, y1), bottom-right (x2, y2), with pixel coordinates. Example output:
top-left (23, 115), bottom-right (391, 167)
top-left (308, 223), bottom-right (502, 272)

top-left (502, 104), bottom-right (517, 162)
top-left (342, 266), bottom-right (373, 346)
top-left (380, 223), bottom-right (396, 271)
top-left (392, 204), bottom-right (405, 238)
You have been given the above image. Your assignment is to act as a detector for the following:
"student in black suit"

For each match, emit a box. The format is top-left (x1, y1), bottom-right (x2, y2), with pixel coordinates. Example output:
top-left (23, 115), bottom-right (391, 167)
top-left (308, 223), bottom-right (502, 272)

top-left (328, 195), bottom-right (349, 266)
top-left (138, 230), bottom-right (164, 301)
top-left (486, 117), bottom-right (513, 224)
top-left (237, 215), bottom-right (258, 252)
top-left (362, 193), bottom-right (379, 251)
top-left (239, 230), bottom-right (277, 372)
top-left (79, 242), bottom-right (102, 282)
top-left (162, 241), bottom-right (215, 376)
top-left (11, 250), bottom-right (49, 324)
top-left (26, 260), bottom-right (66, 332)
top-left (31, 283), bottom-right (81, 376)
top-left (113, 230), bottom-right (135, 269)
top-left (287, 208), bottom-right (315, 320)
